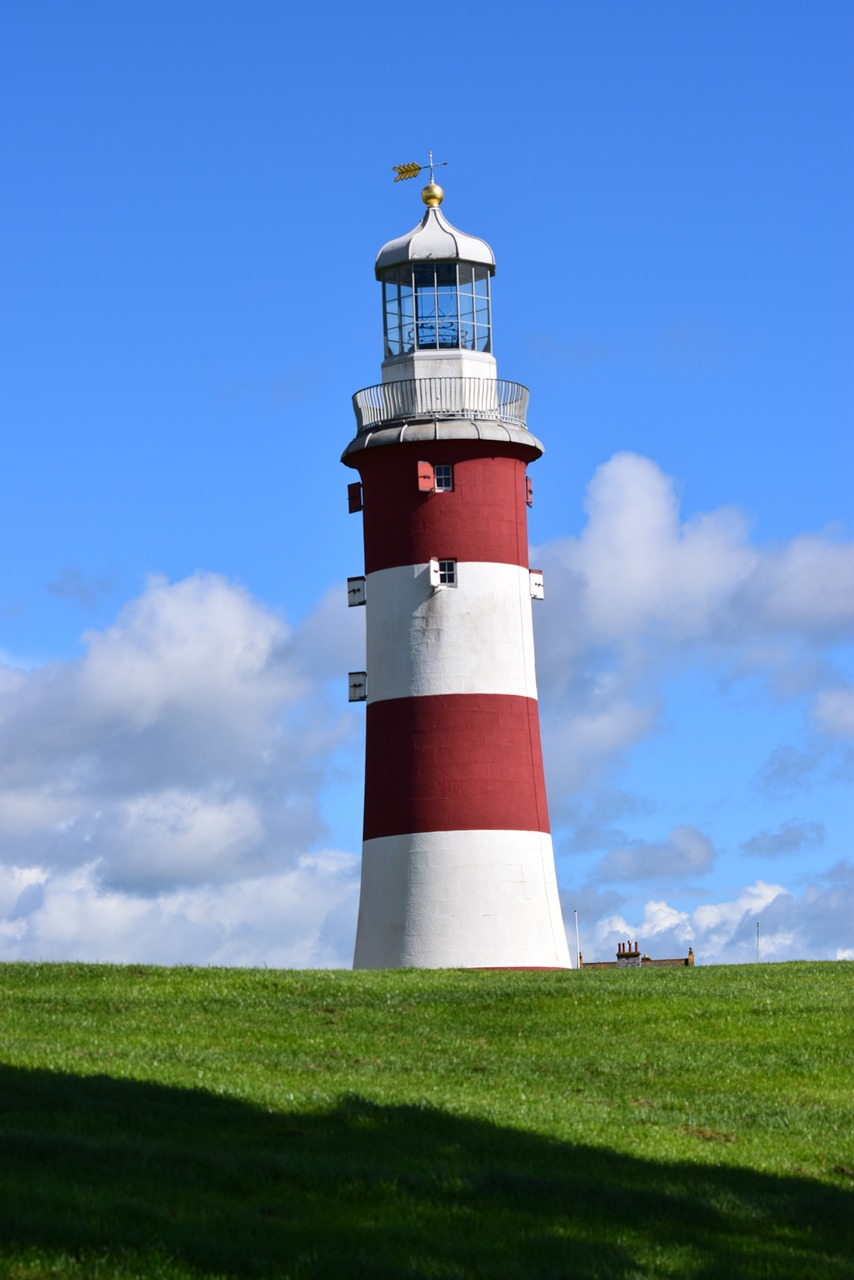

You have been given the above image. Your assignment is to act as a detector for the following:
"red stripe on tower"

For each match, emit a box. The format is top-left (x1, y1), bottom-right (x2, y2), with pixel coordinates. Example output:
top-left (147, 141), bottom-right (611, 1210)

top-left (363, 694), bottom-right (550, 839)
top-left (342, 177), bottom-right (570, 969)
top-left (360, 440), bottom-right (535, 572)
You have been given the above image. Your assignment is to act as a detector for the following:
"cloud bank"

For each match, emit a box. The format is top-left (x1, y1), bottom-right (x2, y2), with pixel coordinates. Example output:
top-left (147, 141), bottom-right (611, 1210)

top-left (535, 451), bottom-right (854, 797)
top-left (535, 452), bottom-right (852, 962)
top-left (580, 863), bottom-right (854, 967)
top-left (0, 573), bottom-right (362, 965)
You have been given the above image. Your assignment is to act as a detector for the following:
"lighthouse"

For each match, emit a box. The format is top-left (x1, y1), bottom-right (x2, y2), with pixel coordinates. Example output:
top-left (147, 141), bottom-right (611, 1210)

top-left (344, 175), bottom-right (570, 969)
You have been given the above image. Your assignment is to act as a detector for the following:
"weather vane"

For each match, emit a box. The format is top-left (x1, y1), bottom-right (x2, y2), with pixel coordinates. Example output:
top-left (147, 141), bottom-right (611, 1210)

top-left (392, 150), bottom-right (447, 183)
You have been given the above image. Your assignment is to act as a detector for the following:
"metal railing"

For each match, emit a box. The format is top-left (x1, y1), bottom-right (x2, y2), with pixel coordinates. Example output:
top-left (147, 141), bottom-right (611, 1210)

top-left (351, 377), bottom-right (529, 433)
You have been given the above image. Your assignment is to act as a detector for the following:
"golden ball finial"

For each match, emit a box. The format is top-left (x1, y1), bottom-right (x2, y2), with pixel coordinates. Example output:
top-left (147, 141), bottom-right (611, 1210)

top-left (421, 182), bottom-right (444, 207)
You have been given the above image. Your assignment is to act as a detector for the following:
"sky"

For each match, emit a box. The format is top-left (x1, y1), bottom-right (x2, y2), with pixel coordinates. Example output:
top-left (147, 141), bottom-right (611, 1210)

top-left (1, 0), bottom-right (851, 967)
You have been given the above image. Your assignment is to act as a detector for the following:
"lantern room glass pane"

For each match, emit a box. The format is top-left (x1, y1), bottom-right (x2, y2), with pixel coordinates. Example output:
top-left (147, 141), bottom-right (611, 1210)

top-left (413, 264), bottom-right (436, 347)
top-left (417, 290), bottom-right (436, 319)
top-left (383, 277), bottom-right (400, 356)
top-left (414, 264), bottom-right (435, 303)
top-left (400, 287), bottom-right (414, 353)
top-left (436, 263), bottom-right (458, 347)
top-left (459, 291), bottom-right (474, 350)
top-left (437, 289), bottom-right (456, 318)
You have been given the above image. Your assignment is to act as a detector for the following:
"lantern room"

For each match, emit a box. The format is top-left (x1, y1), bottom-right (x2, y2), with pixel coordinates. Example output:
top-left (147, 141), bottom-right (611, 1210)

top-left (380, 260), bottom-right (492, 356)
top-left (374, 185), bottom-right (497, 381)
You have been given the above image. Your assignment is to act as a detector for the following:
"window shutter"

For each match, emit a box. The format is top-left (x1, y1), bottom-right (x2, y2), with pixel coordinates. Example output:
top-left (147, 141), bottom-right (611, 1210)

top-left (347, 482), bottom-right (363, 513)
top-left (530, 569), bottom-right (544, 600)
top-left (429, 557), bottom-right (441, 590)
top-left (348, 671), bottom-right (367, 702)
top-left (526, 476), bottom-right (533, 507)
top-left (347, 576), bottom-right (366, 607)
top-left (417, 461), bottom-right (435, 492)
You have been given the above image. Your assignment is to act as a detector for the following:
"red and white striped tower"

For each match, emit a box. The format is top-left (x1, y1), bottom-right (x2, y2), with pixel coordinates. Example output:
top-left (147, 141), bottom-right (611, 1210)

top-left (344, 177), bottom-right (570, 969)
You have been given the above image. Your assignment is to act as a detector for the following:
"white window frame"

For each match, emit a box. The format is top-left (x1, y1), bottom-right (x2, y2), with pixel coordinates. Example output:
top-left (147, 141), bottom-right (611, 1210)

top-left (438, 558), bottom-right (457, 587)
top-left (429, 557), bottom-right (458, 591)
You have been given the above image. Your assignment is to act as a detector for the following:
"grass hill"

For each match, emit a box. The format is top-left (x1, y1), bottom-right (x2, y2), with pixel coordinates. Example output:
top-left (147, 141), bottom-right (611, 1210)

top-left (0, 961), bottom-right (851, 1279)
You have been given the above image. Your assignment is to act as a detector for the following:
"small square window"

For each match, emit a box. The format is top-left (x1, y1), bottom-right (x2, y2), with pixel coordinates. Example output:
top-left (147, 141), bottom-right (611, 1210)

top-left (434, 464), bottom-right (453, 491)
top-left (438, 559), bottom-right (457, 586)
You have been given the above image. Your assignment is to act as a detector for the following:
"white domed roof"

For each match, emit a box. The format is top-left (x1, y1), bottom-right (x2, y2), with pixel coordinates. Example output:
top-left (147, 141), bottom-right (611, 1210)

top-left (375, 205), bottom-right (495, 279)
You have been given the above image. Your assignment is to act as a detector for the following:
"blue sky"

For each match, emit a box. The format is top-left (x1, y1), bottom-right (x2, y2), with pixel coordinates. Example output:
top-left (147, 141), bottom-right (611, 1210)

top-left (1, 0), bottom-right (851, 965)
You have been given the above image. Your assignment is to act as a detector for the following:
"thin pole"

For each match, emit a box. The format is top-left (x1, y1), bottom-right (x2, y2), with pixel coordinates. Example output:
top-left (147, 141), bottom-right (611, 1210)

top-left (574, 909), bottom-right (581, 970)
top-left (756, 920), bottom-right (760, 963)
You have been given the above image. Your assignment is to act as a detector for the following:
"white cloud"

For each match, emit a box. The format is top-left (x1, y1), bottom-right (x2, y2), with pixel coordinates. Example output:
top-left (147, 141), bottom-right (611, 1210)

top-left (743, 535), bottom-right (854, 638)
top-left (585, 457), bottom-right (751, 638)
top-left (0, 862), bottom-right (49, 918)
top-left (77, 571), bottom-right (303, 733)
top-left (536, 452), bottom-right (854, 794)
top-left (539, 453), bottom-right (756, 647)
top-left (543, 687), bottom-right (661, 799)
top-left (0, 572), bottom-right (358, 902)
top-left (100, 789), bottom-right (264, 893)
top-left (692, 880), bottom-right (785, 945)
top-left (582, 870), bottom-right (852, 965)
top-left (0, 853), bottom-right (360, 967)
top-left (0, 571), bottom-right (367, 964)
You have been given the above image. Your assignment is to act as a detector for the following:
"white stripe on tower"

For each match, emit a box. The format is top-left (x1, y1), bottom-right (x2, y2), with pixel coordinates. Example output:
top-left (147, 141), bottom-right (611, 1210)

top-left (354, 831), bottom-right (567, 969)
top-left (365, 561), bottom-right (539, 702)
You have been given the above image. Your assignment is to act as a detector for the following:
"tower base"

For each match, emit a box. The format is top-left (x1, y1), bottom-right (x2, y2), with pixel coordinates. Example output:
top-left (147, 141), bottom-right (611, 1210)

top-left (353, 829), bottom-right (571, 969)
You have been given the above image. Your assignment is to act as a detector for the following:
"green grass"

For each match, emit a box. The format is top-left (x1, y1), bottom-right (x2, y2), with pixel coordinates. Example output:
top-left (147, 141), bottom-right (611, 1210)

top-left (0, 962), bottom-right (851, 1279)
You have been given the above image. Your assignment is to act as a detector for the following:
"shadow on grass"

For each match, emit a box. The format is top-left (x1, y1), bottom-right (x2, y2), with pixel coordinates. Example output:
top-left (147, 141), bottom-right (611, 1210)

top-left (0, 1065), bottom-right (850, 1279)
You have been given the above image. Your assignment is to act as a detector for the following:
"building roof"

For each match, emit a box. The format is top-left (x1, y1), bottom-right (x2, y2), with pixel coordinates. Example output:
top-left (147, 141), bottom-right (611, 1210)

top-left (375, 205), bottom-right (496, 279)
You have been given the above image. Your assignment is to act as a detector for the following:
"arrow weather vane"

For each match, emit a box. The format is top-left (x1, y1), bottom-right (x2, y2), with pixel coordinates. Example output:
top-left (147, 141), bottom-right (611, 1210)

top-left (393, 150), bottom-right (447, 183)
